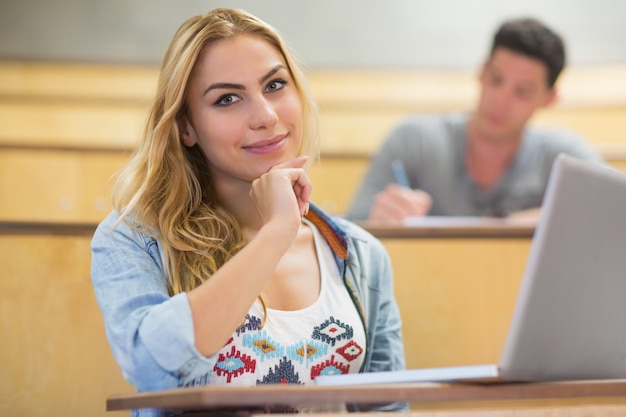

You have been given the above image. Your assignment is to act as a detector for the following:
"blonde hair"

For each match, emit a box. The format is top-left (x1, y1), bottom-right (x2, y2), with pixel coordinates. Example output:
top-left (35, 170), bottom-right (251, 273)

top-left (112, 8), bottom-right (320, 297)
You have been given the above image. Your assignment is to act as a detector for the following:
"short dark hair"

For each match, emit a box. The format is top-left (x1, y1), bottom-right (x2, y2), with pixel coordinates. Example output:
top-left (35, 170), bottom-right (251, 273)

top-left (490, 17), bottom-right (566, 88)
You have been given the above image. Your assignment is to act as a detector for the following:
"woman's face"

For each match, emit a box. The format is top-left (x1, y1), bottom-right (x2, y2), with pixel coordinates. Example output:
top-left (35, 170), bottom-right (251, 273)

top-left (181, 34), bottom-right (303, 188)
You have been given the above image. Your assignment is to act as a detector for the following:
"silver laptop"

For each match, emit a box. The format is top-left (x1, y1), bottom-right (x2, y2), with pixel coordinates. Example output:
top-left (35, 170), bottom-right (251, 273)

top-left (316, 154), bottom-right (626, 386)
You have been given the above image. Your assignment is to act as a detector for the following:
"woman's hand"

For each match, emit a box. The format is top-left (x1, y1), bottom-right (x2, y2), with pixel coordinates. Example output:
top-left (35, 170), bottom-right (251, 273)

top-left (189, 157), bottom-right (312, 357)
top-left (249, 155), bottom-right (312, 236)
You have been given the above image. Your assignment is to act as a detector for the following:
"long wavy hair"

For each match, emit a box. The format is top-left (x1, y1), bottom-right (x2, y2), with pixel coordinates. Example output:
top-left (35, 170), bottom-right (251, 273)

top-left (112, 8), bottom-right (320, 296)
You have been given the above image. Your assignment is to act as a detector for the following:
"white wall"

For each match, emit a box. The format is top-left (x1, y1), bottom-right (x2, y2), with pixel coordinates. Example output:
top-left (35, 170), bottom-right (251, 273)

top-left (0, 0), bottom-right (624, 69)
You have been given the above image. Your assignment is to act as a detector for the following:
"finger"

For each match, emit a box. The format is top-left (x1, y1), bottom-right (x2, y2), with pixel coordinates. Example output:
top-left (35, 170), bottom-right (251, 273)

top-left (269, 155), bottom-right (309, 172)
top-left (385, 188), bottom-right (417, 216)
top-left (370, 191), bottom-right (407, 221)
top-left (372, 187), bottom-right (430, 220)
top-left (287, 168), bottom-right (312, 216)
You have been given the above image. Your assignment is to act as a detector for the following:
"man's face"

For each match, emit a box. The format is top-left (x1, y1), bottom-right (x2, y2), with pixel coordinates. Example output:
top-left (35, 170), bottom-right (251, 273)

top-left (474, 47), bottom-right (556, 141)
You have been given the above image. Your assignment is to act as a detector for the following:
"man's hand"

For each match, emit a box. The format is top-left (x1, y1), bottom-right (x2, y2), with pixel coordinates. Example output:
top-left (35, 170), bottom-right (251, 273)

top-left (368, 183), bottom-right (433, 222)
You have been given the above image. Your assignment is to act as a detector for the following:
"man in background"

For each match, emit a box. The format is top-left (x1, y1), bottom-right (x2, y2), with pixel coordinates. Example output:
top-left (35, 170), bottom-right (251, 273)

top-left (346, 17), bottom-right (603, 223)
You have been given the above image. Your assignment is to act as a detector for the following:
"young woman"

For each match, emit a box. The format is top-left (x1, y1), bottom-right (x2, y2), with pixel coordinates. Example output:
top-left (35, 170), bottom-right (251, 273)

top-left (91, 8), bottom-right (406, 415)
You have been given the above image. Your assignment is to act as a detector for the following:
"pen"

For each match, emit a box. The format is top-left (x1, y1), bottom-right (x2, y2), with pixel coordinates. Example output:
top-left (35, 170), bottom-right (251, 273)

top-left (391, 159), bottom-right (411, 188)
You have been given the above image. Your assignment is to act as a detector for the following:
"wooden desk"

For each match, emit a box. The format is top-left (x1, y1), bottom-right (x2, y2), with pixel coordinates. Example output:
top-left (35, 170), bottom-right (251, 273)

top-left (106, 380), bottom-right (626, 416)
top-left (361, 218), bottom-right (535, 239)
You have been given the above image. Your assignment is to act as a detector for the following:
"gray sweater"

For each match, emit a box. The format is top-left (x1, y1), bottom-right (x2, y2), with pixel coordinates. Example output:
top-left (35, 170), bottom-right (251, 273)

top-left (346, 113), bottom-right (603, 219)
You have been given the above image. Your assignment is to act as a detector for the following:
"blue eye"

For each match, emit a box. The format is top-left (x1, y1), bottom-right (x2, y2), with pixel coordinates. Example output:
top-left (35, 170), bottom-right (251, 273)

top-left (214, 94), bottom-right (241, 107)
top-left (265, 79), bottom-right (286, 92)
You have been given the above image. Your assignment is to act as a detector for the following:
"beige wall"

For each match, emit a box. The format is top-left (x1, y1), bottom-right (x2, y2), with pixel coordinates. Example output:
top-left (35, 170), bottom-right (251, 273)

top-left (2, 0), bottom-right (625, 69)
top-left (1, 61), bottom-right (626, 218)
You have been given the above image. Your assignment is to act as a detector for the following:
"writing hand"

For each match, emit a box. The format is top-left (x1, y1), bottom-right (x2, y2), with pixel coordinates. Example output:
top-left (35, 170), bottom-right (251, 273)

top-left (368, 183), bottom-right (432, 222)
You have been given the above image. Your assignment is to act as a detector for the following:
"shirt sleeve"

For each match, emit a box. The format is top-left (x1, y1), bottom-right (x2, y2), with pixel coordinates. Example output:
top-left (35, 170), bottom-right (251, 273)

top-left (362, 236), bottom-right (408, 411)
top-left (90, 213), bottom-right (216, 391)
top-left (541, 128), bottom-right (605, 163)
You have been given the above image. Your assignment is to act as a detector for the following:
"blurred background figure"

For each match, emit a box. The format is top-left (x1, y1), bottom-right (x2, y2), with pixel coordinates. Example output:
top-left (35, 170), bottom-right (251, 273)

top-left (346, 17), bottom-right (604, 223)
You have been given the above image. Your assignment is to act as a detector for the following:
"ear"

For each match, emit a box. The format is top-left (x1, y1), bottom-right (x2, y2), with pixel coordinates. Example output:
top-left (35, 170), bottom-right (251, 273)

top-left (542, 88), bottom-right (558, 108)
top-left (179, 117), bottom-right (198, 147)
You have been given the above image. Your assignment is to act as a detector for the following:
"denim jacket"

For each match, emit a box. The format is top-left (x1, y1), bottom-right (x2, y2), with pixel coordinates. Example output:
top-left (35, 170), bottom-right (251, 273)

top-left (91, 203), bottom-right (407, 415)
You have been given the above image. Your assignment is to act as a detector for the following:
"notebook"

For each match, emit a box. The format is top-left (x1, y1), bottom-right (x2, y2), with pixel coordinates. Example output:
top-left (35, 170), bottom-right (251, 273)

top-left (316, 154), bottom-right (626, 386)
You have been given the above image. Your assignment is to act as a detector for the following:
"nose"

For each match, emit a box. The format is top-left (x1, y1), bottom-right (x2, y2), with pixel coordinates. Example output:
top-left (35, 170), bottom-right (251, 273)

top-left (249, 96), bottom-right (278, 130)
top-left (492, 86), bottom-right (513, 111)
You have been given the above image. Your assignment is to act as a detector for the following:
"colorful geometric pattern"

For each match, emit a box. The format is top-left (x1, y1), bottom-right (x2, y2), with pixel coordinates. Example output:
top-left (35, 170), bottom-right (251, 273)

top-left (287, 340), bottom-right (328, 364)
top-left (312, 316), bottom-right (353, 346)
top-left (310, 354), bottom-right (350, 379)
top-left (213, 345), bottom-right (256, 383)
top-left (207, 310), bottom-right (366, 386)
top-left (257, 357), bottom-right (303, 385)
top-left (236, 314), bottom-right (263, 336)
top-left (336, 340), bottom-right (363, 362)
top-left (243, 330), bottom-right (285, 361)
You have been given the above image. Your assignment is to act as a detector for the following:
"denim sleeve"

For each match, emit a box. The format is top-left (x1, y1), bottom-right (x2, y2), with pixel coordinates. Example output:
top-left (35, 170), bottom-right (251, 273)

top-left (91, 213), bottom-right (216, 391)
top-left (363, 237), bottom-right (408, 412)
top-left (368, 240), bottom-right (406, 376)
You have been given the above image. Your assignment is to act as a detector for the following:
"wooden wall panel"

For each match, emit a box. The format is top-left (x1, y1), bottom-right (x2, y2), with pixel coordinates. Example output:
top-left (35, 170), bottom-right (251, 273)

top-left (0, 226), bottom-right (533, 415)
top-left (0, 149), bottom-right (129, 223)
top-left (2, 61), bottom-right (626, 154)
top-left (0, 100), bottom-right (145, 148)
top-left (385, 238), bottom-right (531, 369)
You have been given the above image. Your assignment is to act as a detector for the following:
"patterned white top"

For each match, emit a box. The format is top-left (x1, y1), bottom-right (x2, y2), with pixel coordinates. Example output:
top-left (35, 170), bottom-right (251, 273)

top-left (192, 220), bottom-right (366, 387)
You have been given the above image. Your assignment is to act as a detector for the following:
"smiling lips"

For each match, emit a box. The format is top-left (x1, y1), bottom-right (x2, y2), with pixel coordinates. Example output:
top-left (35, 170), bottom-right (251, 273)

top-left (243, 134), bottom-right (288, 154)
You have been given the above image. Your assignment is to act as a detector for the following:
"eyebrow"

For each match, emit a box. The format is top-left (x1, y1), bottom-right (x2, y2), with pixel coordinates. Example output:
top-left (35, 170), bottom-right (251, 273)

top-left (203, 65), bottom-right (286, 96)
